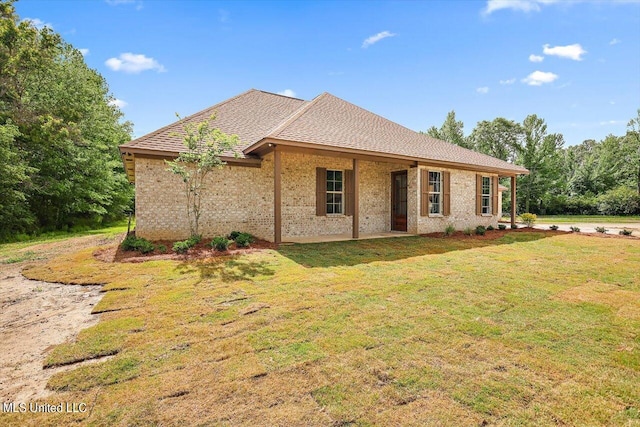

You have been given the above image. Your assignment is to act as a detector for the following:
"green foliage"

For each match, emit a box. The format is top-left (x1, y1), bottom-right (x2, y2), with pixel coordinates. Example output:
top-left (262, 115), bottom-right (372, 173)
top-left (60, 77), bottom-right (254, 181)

top-left (487, 225), bottom-right (495, 231)
top-left (0, 3), bottom-right (133, 239)
top-left (595, 226), bottom-right (608, 234)
top-left (234, 232), bottom-right (254, 248)
top-left (619, 229), bottom-right (633, 236)
top-left (172, 235), bottom-right (201, 254)
top-left (156, 244), bottom-right (167, 253)
top-left (165, 115), bottom-right (240, 236)
top-left (549, 225), bottom-right (559, 230)
top-left (596, 186), bottom-right (640, 215)
top-left (463, 227), bottom-right (473, 236)
top-left (511, 224), bottom-right (518, 229)
top-left (186, 234), bottom-right (202, 247)
top-left (121, 235), bottom-right (154, 254)
top-left (228, 231), bottom-right (242, 240)
top-left (468, 118), bottom-right (522, 162)
top-left (570, 226), bottom-right (581, 233)
top-left (498, 224), bottom-right (507, 230)
top-left (211, 236), bottom-right (232, 251)
top-left (475, 225), bottom-right (486, 235)
top-left (444, 224), bottom-right (455, 236)
top-left (519, 213), bottom-right (537, 227)
top-left (172, 241), bottom-right (190, 254)
top-left (516, 115), bottom-right (564, 214)
top-left (423, 110), bottom-right (472, 149)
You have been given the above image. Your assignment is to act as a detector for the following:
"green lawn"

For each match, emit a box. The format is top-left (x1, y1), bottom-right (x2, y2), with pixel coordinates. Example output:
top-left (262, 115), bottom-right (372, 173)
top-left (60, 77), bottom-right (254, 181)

top-left (3, 231), bottom-right (640, 426)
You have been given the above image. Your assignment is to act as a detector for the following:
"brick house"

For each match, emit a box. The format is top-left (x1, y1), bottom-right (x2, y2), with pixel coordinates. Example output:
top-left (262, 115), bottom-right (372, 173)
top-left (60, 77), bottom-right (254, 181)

top-left (119, 89), bottom-right (528, 243)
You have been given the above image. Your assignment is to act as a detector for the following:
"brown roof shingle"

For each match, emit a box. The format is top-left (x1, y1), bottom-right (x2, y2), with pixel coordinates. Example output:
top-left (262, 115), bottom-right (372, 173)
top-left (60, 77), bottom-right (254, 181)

top-left (120, 89), bottom-right (528, 175)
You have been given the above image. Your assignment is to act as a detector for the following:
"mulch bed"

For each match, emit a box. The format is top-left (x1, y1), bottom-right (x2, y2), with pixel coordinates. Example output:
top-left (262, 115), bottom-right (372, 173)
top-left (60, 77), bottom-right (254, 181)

top-left (421, 228), bottom-right (569, 240)
top-left (94, 238), bottom-right (276, 264)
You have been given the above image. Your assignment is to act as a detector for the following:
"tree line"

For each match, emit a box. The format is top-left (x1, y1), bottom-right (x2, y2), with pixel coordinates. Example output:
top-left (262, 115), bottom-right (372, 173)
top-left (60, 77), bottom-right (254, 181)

top-left (0, 1), bottom-right (133, 241)
top-left (425, 109), bottom-right (640, 216)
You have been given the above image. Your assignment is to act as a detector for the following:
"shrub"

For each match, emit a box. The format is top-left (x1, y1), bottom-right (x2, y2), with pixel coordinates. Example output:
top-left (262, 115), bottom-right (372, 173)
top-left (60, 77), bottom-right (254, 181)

top-left (156, 244), bottom-right (167, 253)
top-left (121, 235), bottom-right (155, 254)
top-left (235, 232), bottom-right (254, 248)
top-left (595, 226), bottom-right (608, 234)
top-left (172, 241), bottom-right (191, 254)
top-left (463, 227), bottom-right (473, 236)
top-left (444, 224), bottom-right (455, 237)
top-left (498, 224), bottom-right (507, 230)
top-left (228, 231), bottom-right (242, 240)
top-left (487, 225), bottom-right (495, 231)
top-left (173, 234), bottom-right (201, 254)
top-left (570, 226), bottom-right (581, 233)
top-left (519, 213), bottom-right (537, 228)
top-left (186, 234), bottom-right (202, 247)
top-left (619, 229), bottom-right (632, 236)
top-left (549, 225), bottom-right (559, 231)
top-left (475, 225), bottom-right (486, 236)
top-left (211, 236), bottom-right (232, 251)
top-left (511, 224), bottom-right (518, 229)
top-left (597, 186), bottom-right (640, 216)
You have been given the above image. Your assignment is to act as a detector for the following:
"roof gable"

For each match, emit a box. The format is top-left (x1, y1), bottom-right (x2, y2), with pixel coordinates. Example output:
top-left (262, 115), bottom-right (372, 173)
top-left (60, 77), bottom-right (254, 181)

top-left (120, 89), bottom-right (306, 155)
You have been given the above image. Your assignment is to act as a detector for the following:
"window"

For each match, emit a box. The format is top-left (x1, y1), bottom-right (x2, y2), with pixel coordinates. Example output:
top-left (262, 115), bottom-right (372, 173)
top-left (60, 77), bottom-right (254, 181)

top-left (428, 171), bottom-right (442, 215)
top-left (482, 176), bottom-right (491, 214)
top-left (326, 169), bottom-right (343, 214)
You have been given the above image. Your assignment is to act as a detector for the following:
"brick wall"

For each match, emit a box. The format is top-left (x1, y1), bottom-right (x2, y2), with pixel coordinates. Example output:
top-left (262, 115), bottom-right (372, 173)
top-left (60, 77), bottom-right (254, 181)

top-left (415, 166), bottom-right (499, 234)
top-left (134, 153), bottom-right (499, 241)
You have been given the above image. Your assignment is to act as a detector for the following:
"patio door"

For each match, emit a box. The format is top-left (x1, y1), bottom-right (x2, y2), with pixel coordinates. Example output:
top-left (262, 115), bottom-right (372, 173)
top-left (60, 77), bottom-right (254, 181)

top-left (391, 171), bottom-right (408, 231)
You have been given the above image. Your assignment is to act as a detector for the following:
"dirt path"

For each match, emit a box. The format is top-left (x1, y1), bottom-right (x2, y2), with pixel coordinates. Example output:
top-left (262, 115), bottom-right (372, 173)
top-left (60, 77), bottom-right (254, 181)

top-left (0, 235), bottom-right (118, 402)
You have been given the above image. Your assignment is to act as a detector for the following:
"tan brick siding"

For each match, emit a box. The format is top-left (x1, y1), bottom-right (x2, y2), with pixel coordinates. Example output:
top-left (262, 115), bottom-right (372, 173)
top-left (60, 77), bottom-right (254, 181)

top-left (415, 167), bottom-right (499, 234)
top-left (134, 154), bottom-right (500, 241)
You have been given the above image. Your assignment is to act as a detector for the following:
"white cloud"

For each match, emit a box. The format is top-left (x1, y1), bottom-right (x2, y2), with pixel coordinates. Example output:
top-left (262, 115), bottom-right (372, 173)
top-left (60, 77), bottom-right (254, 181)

top-left (543, 43), bottom-right (587, 61)
top-left (108, 98), bottom-right (128, 108)
top-left (609, 100), bottom-right (615, 105)
top-left (499, 78), bottom-right (516, 85)
top-left (609, 38), bottom-right (621, 45)
top-left (476, 87), bottom-right (489, 94)
top-left (362, 31), bottom-right (396, 48)
top-left (22, 18), bottom-right (53, 29)
top-left (78, 48), bottom-right (89, 56)
top-left (105, 53), bottom-right (166, 73)
top-left (106, 0), bottom-right (143, 9)
top-left (522, 70), bottom-right (559, 86)
top-left (529, 54), bottom-right (544, 62)
top-left (277, 89), bottom-right (297, 98)
top-left (484, 0), bottom-right (640, 15)
top-left (599, 120), bottom-right (625, 126)
top-left (482, 0), bottom-right (559, 15)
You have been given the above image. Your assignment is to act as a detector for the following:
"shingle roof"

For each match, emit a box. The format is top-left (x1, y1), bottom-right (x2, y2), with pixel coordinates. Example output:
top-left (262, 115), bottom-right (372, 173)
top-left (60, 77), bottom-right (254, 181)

top-left (120, 89), bottom-right (528, 175)
top-left (120, 89), bottom-right (307, 156)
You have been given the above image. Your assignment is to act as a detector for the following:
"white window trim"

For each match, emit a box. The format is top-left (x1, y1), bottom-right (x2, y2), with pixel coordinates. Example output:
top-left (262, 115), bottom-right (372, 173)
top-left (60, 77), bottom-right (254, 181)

top-left (326, 169), bottom-right (344, 215)
top-left (481, 176), bottom-right (492, 216)
top-left (428, 170), bottom-right (443, 216)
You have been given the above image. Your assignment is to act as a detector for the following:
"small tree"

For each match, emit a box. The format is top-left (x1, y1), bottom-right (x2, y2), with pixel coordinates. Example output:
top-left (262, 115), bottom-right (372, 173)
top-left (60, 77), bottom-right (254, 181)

top-left (166, 114), bottom-right (240, 237)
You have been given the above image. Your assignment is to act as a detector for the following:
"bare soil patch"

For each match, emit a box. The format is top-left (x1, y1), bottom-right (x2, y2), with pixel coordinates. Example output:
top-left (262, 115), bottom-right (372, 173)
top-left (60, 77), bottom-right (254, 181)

top-left (0, 235), bottom-right (115, 402)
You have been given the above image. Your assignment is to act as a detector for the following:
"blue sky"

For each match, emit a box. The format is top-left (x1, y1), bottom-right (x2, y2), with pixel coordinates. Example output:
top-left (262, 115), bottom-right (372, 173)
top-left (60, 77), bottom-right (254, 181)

top-left (16, 0), bottom-right (640, 146)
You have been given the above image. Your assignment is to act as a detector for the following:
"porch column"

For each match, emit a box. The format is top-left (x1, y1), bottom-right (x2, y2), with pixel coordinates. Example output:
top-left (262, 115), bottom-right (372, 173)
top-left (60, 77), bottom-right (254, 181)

top-left (510, 175), bottom-right (516, 228)
top-left (352, 158), bottom-right (359, 239)
top-left (274, 148), bottom-right (282, 244)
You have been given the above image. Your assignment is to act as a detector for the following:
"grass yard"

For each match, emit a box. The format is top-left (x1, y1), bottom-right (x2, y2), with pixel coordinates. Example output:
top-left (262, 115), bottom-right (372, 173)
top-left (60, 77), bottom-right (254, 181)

top-left (3, 231), bottom-right (640, 426)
